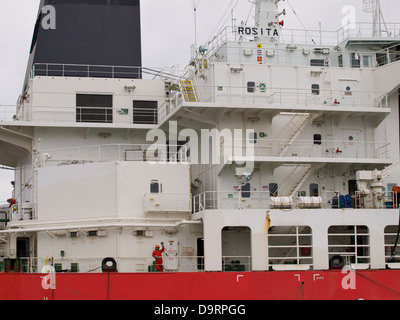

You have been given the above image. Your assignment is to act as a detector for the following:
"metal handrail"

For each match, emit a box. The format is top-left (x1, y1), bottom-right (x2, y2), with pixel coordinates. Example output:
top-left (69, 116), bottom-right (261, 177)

top-left (5, 255), bottom-right (252, 273)
top-left (42, 144), bottom-right (188, 165)
top-left (31, 63), bottom-right (189, 81)
top-left (192, 190), bottom-right (398, 212)
top-left (219, 138), bottom-right (391, 160)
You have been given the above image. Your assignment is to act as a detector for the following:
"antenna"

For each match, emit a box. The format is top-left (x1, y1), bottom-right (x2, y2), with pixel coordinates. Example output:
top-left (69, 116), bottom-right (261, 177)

top-left (188, 0), bottom-right (201, 48)
top-left (363, 0), bottom-right (390, 37)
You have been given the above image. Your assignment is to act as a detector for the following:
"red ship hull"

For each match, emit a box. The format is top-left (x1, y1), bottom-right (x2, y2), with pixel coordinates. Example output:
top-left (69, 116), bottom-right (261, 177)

top-left (1, 270), bottom-right (400, 300)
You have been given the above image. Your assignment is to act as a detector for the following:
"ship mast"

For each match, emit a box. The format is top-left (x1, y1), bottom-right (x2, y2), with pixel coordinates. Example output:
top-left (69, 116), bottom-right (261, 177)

top-left (254, 0), bottom-right (285, 41)
top-left (254, 0), bottom-right (282, 26)
top-left (189, 0), bottom-right (201, 49)
top-left (363, 0), bottom-right (390, 37)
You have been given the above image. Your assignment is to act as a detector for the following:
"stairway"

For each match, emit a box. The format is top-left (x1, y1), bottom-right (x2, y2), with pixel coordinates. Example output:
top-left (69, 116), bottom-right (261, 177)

top-left (276, 113), bottom-right (311, 157)
top-left (180, 80), bottom-right (198, 102)
top-left (279, 164), bottom-right (312, 197)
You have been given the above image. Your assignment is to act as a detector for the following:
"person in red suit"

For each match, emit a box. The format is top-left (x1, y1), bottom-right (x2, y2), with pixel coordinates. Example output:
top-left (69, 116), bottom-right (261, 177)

top-left (152, 242), bottom-right (164, 272)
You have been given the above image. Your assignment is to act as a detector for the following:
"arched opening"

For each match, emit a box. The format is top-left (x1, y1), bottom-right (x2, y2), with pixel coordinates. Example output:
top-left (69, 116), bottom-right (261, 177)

top-left (221, 226), bottom-right (251, 271)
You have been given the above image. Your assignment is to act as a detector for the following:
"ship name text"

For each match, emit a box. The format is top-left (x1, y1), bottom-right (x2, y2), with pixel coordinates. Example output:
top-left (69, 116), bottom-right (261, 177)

top-left (237, 26), bottom-right (279, 37)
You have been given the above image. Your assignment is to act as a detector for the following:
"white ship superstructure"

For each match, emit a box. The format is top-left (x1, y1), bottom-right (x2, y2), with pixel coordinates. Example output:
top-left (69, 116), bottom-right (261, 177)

top-left (1, 0), bottom-right (400, 276)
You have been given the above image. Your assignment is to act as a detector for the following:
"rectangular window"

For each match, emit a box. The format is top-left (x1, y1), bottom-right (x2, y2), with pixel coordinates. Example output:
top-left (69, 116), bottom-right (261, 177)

top-left (328, 226), bottom-right (370, 267)
top-left (247, 82), bottom-right (256, 93)
top-left (313, 134), bottom-right (322, 145)
top-left (310, 183), bottom-right (319, 196)
top-left (351, 53), bottom-right (361, 68)
top-left (70, 231), bottom-right (79, 238)
top-left (363, 55), bottom-right (372, 68)
top-left (385, 225), bottom-right (400, 263)
top-left (16, 237), bottom-right (30, 258)
top-left (241, 183), bottom-right (251, 198)
top-left (76, 94), bottom-right (113, 123)
top-left (338, 55), bottom-right (343, 67)
top-left (268, 226), bottom-right (313, 268)
top-left (87, 230), bottom-right (98, 237)
top-left (150, 180), bottom-right (161, 194)
top-left (133, 100), bottom-right (158, 124)
top-left (310, 59), bottom-right (325, 67)
top-left (311, 84), bottom-right (320, 95)
top-left (249, 132), bottom-right (257, 144)
top-left (269, 183), bottom-right (278, 197)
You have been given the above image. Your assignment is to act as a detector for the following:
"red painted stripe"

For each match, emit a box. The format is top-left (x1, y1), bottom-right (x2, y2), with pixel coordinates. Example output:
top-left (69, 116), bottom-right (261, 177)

top-left (0, 270), bottom-right (399, 300)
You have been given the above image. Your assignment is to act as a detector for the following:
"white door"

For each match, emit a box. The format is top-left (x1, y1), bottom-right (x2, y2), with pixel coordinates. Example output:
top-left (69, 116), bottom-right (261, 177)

top-left (163, 237), bottom-right (179, 271)
top-left (342, 129), bottom-right (362, 159)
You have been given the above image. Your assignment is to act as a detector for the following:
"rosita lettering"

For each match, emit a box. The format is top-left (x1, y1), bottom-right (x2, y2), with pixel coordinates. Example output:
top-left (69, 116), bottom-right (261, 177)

top-left (237, 26), bottom-right (279, 37)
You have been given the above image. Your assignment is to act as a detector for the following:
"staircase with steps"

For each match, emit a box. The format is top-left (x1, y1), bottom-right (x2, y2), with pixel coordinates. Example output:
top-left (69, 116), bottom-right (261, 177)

top-left (278, 164), bottom-right (313, 197)
top-left (180, 80), bottom-right (198, 102)
top-left (276, 113), bottom-right (311, 157)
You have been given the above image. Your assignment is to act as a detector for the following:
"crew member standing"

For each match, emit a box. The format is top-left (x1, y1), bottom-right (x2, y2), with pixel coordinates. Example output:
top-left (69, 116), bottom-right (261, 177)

top-left (152, 242), bottom-right (165, 272)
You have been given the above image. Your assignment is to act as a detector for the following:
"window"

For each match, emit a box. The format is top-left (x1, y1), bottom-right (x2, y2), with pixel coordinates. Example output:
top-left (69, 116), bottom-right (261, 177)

top-left (87, 230), bottom-right (98, 237)
top-left (363, 55), bottom-right (372, 68)
top-left (328, 226), bottom-right (370, 267)
top-left (16, 237), bottom-right (30, 258)
top-left (247, 82), bottom-right (256, 93)
top-left (310, 59), bottom-right (325, 67)
top-left (313, 134), bottom-right (322, 145)
top-left (197, 238), bottom-right (204, 270)
top-left (241, 183), bottom-right (251, 198)
top-left (338, 55), bottom-right (343, 68)
top-left (70, 232), bottom-right (79, 238)
top-left (310, 183), bottom-right (319, 196)
top-left (351, 53), bottom-right (361, 68)
top-left (132, 100), bottom-right (158, 124)
top-left (249, 132), bottom-right (257, 144)
top-left (76, 94), bottom-right (113, 123)
top-left (150, 180), bottom-right (161, 194)
top-left (269, 183), bottom-right (278, 197)
top-left (385, 225), bottom-right (400, 263)
top-left (268, 226), bottom-right (313, 268)
top-left (311, 84), bottom-right (320, 95)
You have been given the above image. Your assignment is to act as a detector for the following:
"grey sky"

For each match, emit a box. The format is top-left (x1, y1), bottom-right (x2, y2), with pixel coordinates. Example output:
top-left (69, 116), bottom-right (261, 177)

top-left (0, 0), bottom-right (398, 201)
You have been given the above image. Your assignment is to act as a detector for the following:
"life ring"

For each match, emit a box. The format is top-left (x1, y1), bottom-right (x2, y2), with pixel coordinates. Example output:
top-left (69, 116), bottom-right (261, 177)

top-left (101, 257), bottom-right (117, 272)
top-left (329, 255), bottom-right (344, 270)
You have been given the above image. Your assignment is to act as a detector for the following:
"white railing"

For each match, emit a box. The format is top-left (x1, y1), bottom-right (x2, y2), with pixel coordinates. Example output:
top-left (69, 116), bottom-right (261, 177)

top-left (195, 26), bottom-right (338, 62)
top-left (375, 43), bottom-right (400, 66)
top-left (192, 190), bottom-right (398, 213)
top-left (210, 86), bottom-right (388, 108)
top-left (1, 255), bottom-right (250, 274)
top-left (222, 256), bottom-right (251, 272)
top-left (193, 23), bottom-right (400, 63)
top-left (337, 22), bottom-right (400, 44)
top-left (158, 85), bottom-right (388, 124)
top-left (0, 105), bottom-right (17, 122)
top-left (7, 202), bottom-right (34, 223)
top-left (220, 139), bottom-right (391, 161)
top-left (7, 85), bottom-right (387, 124)
top-left (42, 144), bottom-right (188, 166)
top-left (31, 63), bottom-right (188, 81)
top-left (193, 191), bottom-right (270, 212)
top-left (11, 103), bottom-right (162, 125)
top-left (354, 191), bottom-right (398, 209)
